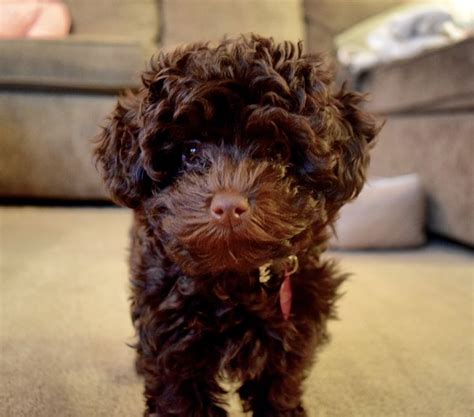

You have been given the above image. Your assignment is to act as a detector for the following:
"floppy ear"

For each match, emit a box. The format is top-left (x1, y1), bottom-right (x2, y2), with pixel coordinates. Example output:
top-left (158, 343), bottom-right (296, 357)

top-left (94, 91), bottom-right (151, 208)
top-left (322, 86), bottom-right (380, 210)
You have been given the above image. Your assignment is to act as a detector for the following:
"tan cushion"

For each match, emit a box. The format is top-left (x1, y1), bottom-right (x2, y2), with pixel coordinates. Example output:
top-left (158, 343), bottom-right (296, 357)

top-left (63, 0), bottom-right (159, 41)
top-left (161, 0), bottom-right (305, 47)
top-left (331, 175), bottom-right (426, 249)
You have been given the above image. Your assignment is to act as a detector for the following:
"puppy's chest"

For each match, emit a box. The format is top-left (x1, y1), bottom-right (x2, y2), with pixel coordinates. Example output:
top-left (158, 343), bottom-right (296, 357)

top-left (180, 272), bottom-right (295, 337)
top-left (210, 293), bottom-right (283, 380)
top-left (210, 285), bottom-right (281, 330)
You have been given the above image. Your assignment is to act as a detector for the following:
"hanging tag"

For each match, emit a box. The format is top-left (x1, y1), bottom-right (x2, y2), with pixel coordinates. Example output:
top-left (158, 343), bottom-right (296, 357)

top-left (279, 270), bottom-right (292, 320)
top-left (279, 255), bottom-right (298, 321)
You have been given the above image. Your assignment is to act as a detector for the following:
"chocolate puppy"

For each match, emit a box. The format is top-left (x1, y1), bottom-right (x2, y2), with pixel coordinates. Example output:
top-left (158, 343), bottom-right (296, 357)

top-left (95, 35), bottom-right (378, 417)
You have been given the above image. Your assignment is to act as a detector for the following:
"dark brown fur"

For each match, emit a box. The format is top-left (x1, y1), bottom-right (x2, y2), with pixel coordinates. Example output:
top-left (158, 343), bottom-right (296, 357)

top-left (94, 35), bottom-right (378, 416)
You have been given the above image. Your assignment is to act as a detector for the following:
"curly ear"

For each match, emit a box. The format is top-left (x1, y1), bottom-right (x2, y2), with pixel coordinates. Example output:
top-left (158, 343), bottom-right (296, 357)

top-left (94, 91), bottom-right (150, 208)
top-left (323, 86), bottom-right (380, 210)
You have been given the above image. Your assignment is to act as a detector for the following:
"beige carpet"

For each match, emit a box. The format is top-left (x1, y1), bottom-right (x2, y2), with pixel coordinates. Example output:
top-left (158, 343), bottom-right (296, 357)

top-left (0, 207), bottom-right (472, 417)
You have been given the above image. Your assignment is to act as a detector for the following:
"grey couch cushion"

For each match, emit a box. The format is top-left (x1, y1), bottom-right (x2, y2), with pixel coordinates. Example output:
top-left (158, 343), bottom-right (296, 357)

top-left (0, 91), bottom-right (113, 200)
top-left (0, 39), bottom-right (151, 90)
top-left (360, 37), bottom-right (474, 113)
top-left (64, 0), bottom-right (159, 41)
top-left (161, 0), bottom-right (305, 48)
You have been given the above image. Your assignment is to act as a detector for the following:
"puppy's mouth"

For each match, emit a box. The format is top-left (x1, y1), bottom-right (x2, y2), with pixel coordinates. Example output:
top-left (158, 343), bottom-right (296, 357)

top-left (162, 205), bottom-right (309, 275)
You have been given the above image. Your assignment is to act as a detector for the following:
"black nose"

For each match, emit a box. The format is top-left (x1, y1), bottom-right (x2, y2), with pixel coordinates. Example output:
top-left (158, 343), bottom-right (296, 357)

top-left (210, 192), bottom-right (249, 225)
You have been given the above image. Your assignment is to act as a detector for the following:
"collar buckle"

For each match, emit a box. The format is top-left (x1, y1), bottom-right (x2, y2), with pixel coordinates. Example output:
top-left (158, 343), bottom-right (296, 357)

top-left (258, 255), bottom-right (299, 284)
top-left (284, 255), bottom-right (299, 276)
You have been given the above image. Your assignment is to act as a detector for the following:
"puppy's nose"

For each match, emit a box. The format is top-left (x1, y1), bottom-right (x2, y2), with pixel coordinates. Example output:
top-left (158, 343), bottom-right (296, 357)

top-left (210, 192), bottom-right (249, 225)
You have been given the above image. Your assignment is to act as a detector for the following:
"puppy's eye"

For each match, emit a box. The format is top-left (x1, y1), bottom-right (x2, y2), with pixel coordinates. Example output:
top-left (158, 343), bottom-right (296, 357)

top-left (270, 142), bottom-right (291, 163)
top-left (181, 142), bottom-right (202, 165)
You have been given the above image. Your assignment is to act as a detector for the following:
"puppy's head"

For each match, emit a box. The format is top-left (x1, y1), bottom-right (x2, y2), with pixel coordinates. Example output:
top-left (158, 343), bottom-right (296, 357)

top-left (95, 35), bottom-right (378, 275)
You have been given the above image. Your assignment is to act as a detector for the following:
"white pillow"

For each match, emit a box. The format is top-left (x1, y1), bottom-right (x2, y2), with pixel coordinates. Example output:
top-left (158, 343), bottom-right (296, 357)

top-left (330, 174), bottom-right (426, 249)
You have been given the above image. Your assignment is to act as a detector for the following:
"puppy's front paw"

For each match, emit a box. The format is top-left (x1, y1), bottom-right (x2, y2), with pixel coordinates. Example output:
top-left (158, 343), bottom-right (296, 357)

top-left (260, 406), bottom-right (307, 417)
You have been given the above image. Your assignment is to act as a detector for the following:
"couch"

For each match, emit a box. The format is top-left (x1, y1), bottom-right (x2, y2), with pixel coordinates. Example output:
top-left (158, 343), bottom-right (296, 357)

top-left (0, 0), bottom-right (305, 202)
top-left (356, 37), bottom-right (474, 246)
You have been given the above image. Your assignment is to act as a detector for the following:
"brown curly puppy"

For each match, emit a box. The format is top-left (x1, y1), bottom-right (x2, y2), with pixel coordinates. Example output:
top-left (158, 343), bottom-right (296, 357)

top-left (95, 35), bottom-right (378, 417)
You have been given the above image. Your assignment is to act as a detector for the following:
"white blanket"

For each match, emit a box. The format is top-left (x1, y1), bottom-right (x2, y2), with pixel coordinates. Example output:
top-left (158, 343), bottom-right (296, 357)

top-left (336, 4), bottom-right (472, 74)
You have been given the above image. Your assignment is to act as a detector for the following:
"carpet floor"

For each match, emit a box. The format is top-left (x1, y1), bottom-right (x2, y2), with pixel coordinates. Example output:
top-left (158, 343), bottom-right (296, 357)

top-left (0, 206), bottom-right (472, 417)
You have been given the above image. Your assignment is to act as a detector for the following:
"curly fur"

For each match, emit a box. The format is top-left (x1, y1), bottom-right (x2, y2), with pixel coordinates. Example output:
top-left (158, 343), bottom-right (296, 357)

top-left (94, 35), bottom-right (378, 417)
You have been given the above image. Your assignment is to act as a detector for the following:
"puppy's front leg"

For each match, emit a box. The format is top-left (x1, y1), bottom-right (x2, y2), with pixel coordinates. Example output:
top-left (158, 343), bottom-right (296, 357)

top-left (136, 327), bottom-right (228, 417)
top-left (238, 359), bottom-right (308, 417)
top-left (142, 373), bottom-right (228, 417)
